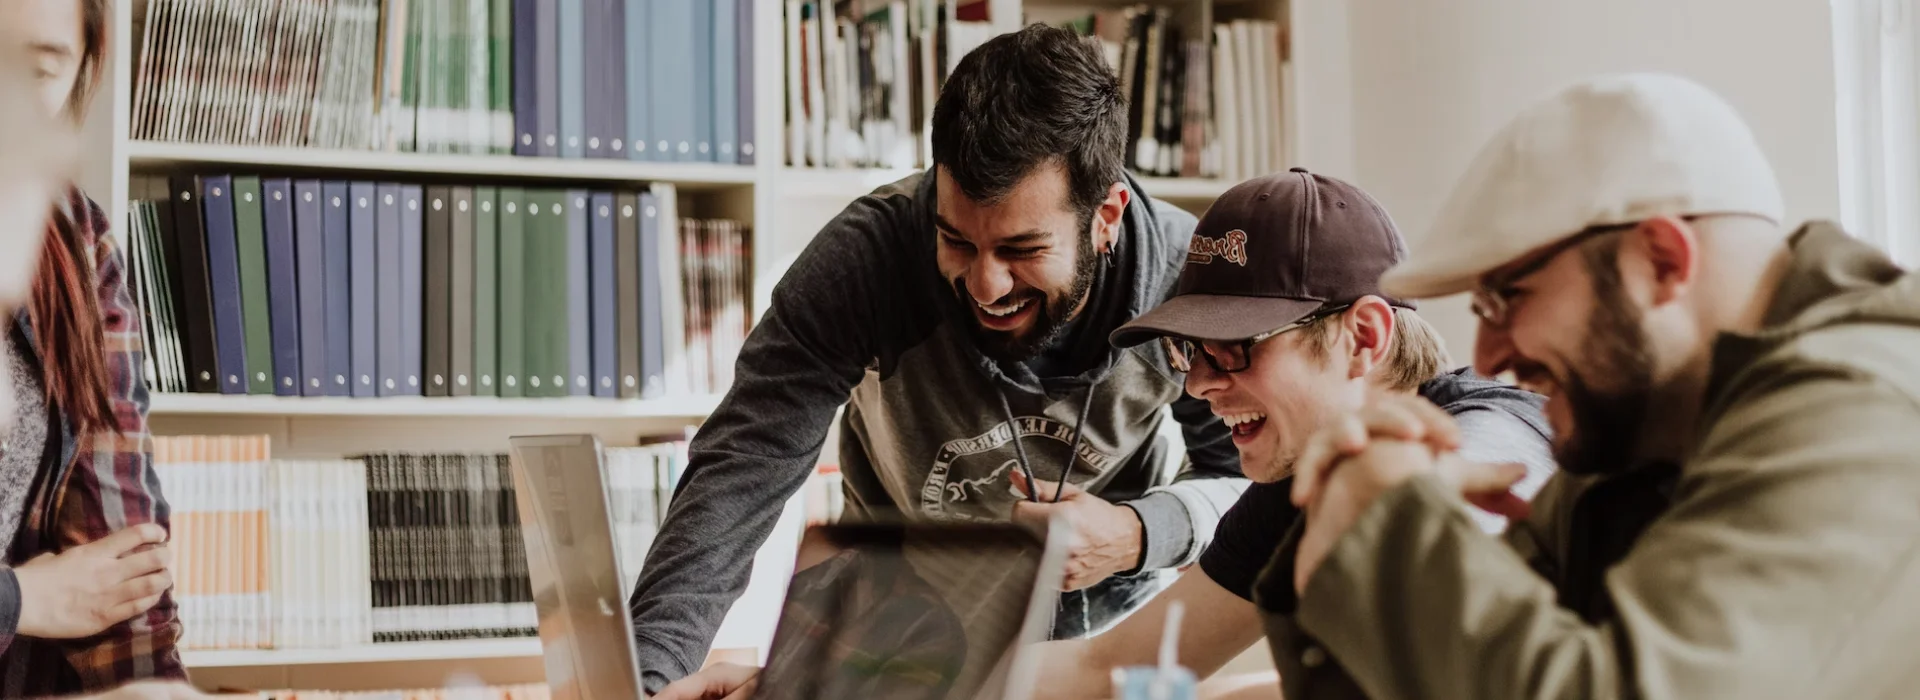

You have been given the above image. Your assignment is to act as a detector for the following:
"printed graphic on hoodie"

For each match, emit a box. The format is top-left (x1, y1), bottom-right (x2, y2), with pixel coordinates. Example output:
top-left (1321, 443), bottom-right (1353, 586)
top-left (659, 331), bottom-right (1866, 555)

top-left (921, 416), bottom-right (1121, 520)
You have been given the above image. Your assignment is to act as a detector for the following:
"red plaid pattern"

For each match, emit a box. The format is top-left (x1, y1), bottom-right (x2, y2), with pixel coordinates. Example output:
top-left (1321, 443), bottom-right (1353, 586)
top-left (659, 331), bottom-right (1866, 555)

top-left (1, 188), bottom-right (185, 695)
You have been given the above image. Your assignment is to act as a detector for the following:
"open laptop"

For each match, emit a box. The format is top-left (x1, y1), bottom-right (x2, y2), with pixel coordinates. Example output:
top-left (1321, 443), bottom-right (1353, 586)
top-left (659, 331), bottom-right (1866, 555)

top-left (508, 434), bottom-right (1068, 700)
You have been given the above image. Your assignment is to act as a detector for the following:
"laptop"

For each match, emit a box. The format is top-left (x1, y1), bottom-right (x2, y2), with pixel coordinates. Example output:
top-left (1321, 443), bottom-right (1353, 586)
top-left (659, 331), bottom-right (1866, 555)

top-left (508, 434), bottom-right (1068, 700)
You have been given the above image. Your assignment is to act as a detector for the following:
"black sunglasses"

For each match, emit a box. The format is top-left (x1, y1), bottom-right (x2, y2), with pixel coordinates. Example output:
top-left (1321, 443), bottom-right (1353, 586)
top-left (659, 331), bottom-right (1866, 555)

top-left (1160, 305), bottom-right (1352, 374)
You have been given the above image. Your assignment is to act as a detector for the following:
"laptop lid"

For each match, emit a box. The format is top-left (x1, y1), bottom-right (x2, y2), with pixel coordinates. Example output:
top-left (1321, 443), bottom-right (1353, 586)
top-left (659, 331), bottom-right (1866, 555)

top-left (749, 518), bottom-right (1068, 700)
top-left (508, 434), bottom-right (644, 700)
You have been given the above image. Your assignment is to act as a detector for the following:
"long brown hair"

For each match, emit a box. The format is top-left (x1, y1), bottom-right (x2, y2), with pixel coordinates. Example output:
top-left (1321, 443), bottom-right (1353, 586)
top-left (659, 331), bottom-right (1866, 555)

top-left (24, 0), bottom-right (114, 435)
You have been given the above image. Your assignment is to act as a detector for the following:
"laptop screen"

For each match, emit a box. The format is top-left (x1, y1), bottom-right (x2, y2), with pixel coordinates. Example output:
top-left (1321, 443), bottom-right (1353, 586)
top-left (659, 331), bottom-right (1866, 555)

top-left (751, 521), bottom-right (1060, 700)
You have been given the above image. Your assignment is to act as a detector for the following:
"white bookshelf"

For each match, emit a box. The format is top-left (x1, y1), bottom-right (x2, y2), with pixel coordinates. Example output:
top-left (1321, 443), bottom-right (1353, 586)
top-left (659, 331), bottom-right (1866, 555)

top-left (90, 0), bottom-right (1324, 690)
top-left (126, 141), bottom-right (760, 189)
top-left (148, 393), bottom-right (723, 419)
top-left (183, 639), bottom-right (541, 669)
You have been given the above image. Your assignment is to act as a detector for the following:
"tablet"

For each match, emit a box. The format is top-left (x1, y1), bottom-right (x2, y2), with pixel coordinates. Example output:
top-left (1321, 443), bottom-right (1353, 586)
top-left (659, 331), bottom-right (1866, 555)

top-left (750, 519), bottom-right (1067, 700)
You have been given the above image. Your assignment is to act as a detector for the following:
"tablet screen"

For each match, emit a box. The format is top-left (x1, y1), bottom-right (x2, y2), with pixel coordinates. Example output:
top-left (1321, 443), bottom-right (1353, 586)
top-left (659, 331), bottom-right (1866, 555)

top-left (751, 521), bottom-right (1058, 700)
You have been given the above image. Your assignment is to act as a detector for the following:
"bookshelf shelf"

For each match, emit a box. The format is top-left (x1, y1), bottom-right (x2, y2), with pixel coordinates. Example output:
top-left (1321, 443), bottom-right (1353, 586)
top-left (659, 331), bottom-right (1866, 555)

top-left (125, 142), bottom-right (760, 190)
top-left (181, 638), bottom-right (543, 668)
top-left (148, 393), bottom-right (724, 419)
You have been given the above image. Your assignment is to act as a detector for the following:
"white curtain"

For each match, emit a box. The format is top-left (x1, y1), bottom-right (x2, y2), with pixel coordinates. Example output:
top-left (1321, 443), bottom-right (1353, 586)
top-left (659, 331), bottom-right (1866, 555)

top-left (1833, 0), bottom-right (1920, 265)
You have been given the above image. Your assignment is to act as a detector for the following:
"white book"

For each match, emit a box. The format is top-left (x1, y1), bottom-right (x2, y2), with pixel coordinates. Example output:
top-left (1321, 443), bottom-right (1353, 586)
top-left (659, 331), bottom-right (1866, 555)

top-left (805, 11), bottom-right (828, 167)
top-left (654, 184), bottom-right (687, 396)
top-left (1269, 20), bottom-right (1291, 168)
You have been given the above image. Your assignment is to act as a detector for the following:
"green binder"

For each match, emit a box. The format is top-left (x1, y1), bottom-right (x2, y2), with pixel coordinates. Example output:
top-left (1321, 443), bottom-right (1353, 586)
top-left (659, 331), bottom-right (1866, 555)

top-left (231, 176), bottom-right (275, 395)
top-left (497, 187), bottom-right (526, 398)
top-left (474, 186), bottom-right (499, 396)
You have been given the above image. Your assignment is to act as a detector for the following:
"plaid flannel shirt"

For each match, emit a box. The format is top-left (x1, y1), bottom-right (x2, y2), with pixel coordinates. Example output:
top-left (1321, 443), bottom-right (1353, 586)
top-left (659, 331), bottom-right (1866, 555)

top-left (0, 188), bottom-right (185, 696)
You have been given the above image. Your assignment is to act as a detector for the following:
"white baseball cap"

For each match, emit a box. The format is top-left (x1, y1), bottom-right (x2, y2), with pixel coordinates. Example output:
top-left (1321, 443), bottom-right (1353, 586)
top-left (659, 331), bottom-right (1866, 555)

top-left (1380, 72), bottom-right (1785, 299)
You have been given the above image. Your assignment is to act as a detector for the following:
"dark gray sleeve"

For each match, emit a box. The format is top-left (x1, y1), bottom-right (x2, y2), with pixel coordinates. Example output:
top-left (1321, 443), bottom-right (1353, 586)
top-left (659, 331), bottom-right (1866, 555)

top-left (1123, 382), bottom-right (1248, 571)
top-left (627, 198), bottom-right (903, 694)
top-left (0, 567), bottom-right (18, 654)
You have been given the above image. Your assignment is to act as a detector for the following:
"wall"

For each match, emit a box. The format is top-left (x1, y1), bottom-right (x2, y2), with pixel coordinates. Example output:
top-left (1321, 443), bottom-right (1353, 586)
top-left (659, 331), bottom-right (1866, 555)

top-left (1338, 0), bottom-right (1842, 361)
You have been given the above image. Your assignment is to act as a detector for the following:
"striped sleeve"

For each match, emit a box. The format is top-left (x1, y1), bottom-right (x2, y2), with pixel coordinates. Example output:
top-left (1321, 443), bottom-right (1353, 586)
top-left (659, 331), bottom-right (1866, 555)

top-left (55, 194), bottom-right (185, 688)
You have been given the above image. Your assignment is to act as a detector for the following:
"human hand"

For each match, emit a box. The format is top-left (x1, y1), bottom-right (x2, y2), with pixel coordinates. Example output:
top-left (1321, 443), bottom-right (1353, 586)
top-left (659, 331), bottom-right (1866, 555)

top-left (1293, 442), bottom-right (1528, 594)
top-left (1290, 393), bottom-right (1462, 509)
top-left (652, 662), bottom-right (761, 700)
top-left (15, 523), bottom-right (173, 639)
top-left (1008, 472), bottom-right (1144, 591)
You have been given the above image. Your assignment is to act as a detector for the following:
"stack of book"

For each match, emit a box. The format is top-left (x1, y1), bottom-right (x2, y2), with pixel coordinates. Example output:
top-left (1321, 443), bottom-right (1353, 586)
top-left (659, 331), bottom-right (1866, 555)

top-left (130, 0), bottom-right (756, 163)
top-left (124, 174), bottom-right (752, 401)
top-left (153, 436), bottom-right (691, 651)
top-left (252, 684), bottom-right (551, 700)
top-left (782, 0), bottom-right (995, 170)
top-left (1059, 6), bottom-right (1291, 182)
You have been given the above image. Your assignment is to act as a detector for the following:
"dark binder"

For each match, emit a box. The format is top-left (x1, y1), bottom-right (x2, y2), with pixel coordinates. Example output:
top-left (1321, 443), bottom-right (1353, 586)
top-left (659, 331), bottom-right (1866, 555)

top-left (450, 186), bottom-right (476, 396)
top-left (736, 0), bottom-right (755, 165)
top-left (649, 0), bottom-right (687, 161)
top-left (474, 187), bottom-right (499, 396)
top-left (691, 0), bottom-right (712, 162)
top-left (322, 181), bottom-right (352, 396)
top-left (401, 185), bottom-right (425, 394)
top-left (167, 175), bottom-right (218, 393)
top-left (589, 191), bottom-right (616, 397)
top-left (199, 175), bottom-right (248, 394)
top-left (624, 0), bottom-right (651, 161)
top-left (376, 183), bottom-right (404, 396)
top-left (498, 188), bottom-right (526, 397)
top-left (293, 179), bottom-right (327, 396)
top-left (512, 0), bottom-right (540, 155)
top-left (535, 0), bottom-right (560, 156)
top-left (712, 0), bottom-right (735, 164)
top-left (566, 190), bottom-right (591, 396)
top-left (350, 182), bottom-right (378, 397)
top-left (588, 0), bottom-right (625, 159)
top-left (261, 178), bottom-right (301, 396)
top-left (559, 0), bottom-right (584, 157)
top-left (425, 186), bottom-right (452, 396)
top-left (231, 176), bottom-right (274, 394)
top-left (614, 192), bottom-right (641, 398)
top-left (638, 190), bottom-right (664, 397)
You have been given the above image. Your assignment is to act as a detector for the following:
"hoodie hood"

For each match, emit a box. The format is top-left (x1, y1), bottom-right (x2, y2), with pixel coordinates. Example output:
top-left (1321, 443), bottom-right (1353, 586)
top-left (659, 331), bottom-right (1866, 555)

top-left (1706, 221), bottom-right (1920, 405)
top-left (917, 169), bottom-right (1196, 399)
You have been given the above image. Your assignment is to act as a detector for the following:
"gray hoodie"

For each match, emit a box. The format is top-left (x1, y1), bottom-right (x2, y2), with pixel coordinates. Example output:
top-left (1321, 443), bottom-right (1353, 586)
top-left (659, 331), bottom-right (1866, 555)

top-left (627, 170), bottom-right (1243, 692)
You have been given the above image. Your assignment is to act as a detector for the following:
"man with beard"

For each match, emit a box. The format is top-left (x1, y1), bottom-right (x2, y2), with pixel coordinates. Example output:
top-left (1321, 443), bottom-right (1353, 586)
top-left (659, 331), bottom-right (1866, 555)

top-left (1261, 72), bottom-right (1920, 699)
top-left (626, 24), bottom-right (1242, 694)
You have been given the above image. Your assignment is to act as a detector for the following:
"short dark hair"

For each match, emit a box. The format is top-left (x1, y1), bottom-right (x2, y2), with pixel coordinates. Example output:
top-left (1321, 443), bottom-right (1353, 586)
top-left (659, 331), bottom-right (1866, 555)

top-left (931, 24), bottom-right (1127, 217)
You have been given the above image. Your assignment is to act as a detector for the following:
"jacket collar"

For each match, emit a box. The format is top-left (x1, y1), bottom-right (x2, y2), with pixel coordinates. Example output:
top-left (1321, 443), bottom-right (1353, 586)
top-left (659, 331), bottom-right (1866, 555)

top-left (1703, 221), bottom-right (1909, 416)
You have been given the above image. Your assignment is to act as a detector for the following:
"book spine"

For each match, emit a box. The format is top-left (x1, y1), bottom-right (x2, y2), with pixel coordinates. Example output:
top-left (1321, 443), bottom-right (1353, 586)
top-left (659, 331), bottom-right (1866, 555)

top-left (376, 183), bottom-right (404, 395)
top-left (565, 190), bottom-right (590, 395)
top-left (474, 187), bottom-right (499, 396)
top-left (400, 185), bottom-right (426, 394)
top-left (293, 180), bottom-right (327, 395)
top-left (260, 179), bottom-right (302, 396)
top-left (322, 181), bottom-right (353, 395)
top-left (230, 177), bottom-right (275, 394)
top-left (349, 182), bottom-right (379, 396)
top-left (589, 192), bottom-right (616, 397)
top-left (497, 188), bottom-right (526, 397)
top-left (199, 175), bottom-right (249, 394)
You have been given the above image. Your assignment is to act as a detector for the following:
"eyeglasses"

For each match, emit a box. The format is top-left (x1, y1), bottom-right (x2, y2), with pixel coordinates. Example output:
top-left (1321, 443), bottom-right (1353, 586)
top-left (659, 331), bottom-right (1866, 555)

top-left (1469, 223), bottom-right (1636, 328)
top-left (1160, 305), bottom-right (1351, 374)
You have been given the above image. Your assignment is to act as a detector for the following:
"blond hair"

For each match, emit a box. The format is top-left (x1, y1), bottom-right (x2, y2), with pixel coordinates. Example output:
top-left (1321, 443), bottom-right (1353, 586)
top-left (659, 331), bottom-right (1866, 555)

top-left (1297, 306), bottom-right (1452, 392)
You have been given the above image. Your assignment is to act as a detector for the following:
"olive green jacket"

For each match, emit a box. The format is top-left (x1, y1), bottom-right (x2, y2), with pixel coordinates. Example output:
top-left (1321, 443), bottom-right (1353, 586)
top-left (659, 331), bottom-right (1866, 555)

top-left (1254, 222), bottom-right (1920, 699)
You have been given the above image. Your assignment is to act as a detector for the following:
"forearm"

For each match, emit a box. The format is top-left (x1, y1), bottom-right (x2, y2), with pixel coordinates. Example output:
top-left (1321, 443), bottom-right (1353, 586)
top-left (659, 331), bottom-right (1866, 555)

top-left (1260, 476), bottom-right (1618, 700)
top-left (1128, 477), bottom-right (1249, 571)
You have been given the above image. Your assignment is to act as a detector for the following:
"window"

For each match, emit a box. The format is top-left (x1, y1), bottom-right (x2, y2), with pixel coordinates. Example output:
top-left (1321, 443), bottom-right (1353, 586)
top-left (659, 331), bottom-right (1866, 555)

top-left (1833, 0), bottom-right (1920, 265)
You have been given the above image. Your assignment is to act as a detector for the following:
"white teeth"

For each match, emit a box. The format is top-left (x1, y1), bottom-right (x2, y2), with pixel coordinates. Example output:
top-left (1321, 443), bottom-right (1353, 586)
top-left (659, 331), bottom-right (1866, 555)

top-left (1220, 412), bottom-right (1266, 428)
top-left (979, 299), bottom-right (1031, 317)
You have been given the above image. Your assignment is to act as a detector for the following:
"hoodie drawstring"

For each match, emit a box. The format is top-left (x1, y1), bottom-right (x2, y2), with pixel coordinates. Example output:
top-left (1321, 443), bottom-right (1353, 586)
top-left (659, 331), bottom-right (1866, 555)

top-left (998, 383), bottom-right (1098, 504)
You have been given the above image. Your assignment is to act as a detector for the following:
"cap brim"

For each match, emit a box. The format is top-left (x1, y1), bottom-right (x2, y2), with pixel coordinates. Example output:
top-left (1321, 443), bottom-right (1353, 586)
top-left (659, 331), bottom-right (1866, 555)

top-left (1378, 257), bottom-right (1490, 299)
top-left (1110, 294), bottom-right (1326, 348)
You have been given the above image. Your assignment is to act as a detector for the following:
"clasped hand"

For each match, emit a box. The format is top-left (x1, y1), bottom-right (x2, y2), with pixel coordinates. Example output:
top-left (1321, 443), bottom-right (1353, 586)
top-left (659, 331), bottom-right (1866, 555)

top-left (1287, 394), bottom-right (1532, 595)
top-left (1007, 472), bottom-right (1143, 591)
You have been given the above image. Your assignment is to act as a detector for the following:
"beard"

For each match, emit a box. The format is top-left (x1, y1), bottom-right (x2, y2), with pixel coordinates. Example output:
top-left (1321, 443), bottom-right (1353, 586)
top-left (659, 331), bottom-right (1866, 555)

top-left (952, 227), bottom-right (1101, 364)
top-left (1545, 269), bottom-right (1657, 476)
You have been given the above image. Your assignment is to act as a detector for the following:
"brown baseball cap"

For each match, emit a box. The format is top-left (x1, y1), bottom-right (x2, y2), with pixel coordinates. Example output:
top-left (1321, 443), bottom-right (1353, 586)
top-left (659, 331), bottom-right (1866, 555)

top-left (1111, 167), bottom-right (1414, 347)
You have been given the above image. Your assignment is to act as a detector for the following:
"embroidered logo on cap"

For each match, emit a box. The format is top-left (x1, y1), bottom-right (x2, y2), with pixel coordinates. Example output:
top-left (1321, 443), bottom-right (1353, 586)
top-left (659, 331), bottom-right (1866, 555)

top-left (1188, 230), bottom-right (1249, 267)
